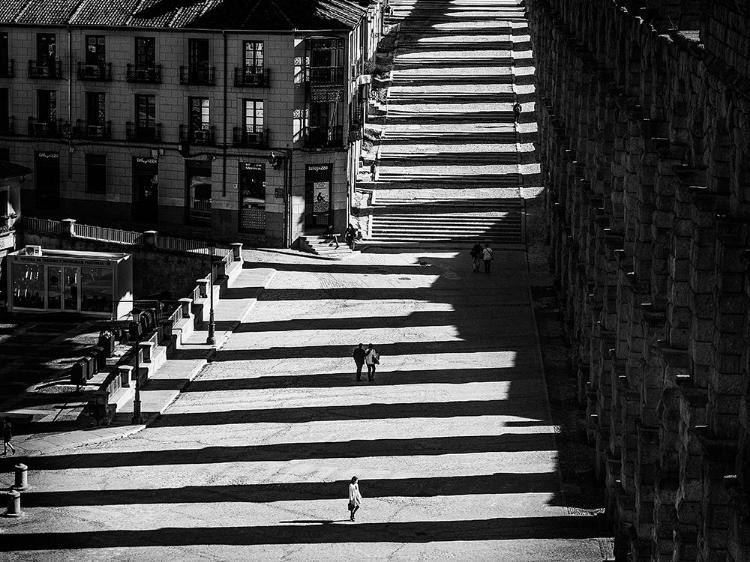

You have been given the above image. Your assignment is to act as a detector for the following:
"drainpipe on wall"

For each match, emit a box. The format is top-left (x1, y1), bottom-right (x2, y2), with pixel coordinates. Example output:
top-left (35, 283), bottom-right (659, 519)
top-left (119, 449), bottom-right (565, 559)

top-left (67, 26), bottom-right (73, 179)
top-left (222, 30), bottom-right (227, 199)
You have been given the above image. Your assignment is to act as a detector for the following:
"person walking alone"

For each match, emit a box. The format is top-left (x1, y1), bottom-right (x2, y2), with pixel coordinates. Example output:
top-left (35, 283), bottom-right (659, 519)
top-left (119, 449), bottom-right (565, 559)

top-left (352, 343), bottom-right (366, 381)
top-left (348, 476), bottom-right (363, 521)
top-left (513, 99), bottom-right (522, 125)
top-left (365, 343), bottom-right (379, 382)
top-left (2, 418), bottom-right (16, 456)
top-left (470, 241), bottom-right (483, 272)
top-left (483, 243), bottom-right (494, 273)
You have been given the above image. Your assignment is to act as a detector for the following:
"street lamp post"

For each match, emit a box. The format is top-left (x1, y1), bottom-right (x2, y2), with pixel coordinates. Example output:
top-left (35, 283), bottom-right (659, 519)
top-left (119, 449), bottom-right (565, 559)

top-left (207, 242), bottom-right (216, 345)
top-left (130, 308), bottom-right (143, 424)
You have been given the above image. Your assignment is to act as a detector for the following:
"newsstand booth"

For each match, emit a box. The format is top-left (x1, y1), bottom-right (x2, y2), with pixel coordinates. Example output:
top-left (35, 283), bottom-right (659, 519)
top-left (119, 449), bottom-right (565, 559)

top-left (6, 247), bottom-right (133, 319)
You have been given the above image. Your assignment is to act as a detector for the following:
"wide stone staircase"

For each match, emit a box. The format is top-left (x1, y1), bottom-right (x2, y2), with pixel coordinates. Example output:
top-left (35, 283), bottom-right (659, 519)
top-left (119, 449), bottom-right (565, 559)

top-left (361, 0), bottom-right (535, 249)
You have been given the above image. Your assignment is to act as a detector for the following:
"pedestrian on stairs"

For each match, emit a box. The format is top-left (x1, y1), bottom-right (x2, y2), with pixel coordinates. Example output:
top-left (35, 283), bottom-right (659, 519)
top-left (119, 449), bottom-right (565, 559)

top-left (483, 243), bottom-right (494, 273)
top-left (470, 241), bottom-right (483, 272)
top-left (513, 100), bottom-right (522, 124)
top-left (353, 343), bottom-right (366, 381)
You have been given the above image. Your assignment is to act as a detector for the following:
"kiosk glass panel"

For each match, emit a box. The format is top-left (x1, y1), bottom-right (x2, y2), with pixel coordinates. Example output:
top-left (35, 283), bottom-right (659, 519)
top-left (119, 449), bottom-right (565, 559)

top-left (48, 266), bottom-right (62, 310)
top-left (12, 263), bottom-right (45, 309)
top-left (63, 267), bottom-right (79, 311)
top-left (81, 267), bottom-right (114, 314)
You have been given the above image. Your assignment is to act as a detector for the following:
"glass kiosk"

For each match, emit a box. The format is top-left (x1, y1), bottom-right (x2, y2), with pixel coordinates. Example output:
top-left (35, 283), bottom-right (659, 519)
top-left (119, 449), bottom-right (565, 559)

top-left (7, 247), bottom-right (133, 319)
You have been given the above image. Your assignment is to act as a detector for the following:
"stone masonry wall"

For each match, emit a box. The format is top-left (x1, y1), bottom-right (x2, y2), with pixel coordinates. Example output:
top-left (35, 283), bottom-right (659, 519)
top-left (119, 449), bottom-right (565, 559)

top-left (527, 1), bottom-right (750, 560)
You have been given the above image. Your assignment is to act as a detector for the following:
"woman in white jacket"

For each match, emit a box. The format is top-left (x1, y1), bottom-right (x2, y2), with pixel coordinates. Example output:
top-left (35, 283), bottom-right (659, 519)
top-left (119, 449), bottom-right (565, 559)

top-left (348, 476), bottom-right (362, 521)
top-left (364, 343), bottom-right (379, 382)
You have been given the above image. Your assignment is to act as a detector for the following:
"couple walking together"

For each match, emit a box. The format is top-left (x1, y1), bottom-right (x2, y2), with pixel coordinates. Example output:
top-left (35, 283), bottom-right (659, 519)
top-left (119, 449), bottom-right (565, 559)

top-left (352, 343), bottom-right (379, 381)
top-left (470, 242), bottom-right (493, 273)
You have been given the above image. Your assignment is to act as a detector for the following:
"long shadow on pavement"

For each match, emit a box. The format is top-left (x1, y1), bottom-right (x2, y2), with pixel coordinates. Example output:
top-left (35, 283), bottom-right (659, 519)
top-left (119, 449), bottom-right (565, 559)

top-left (0, 516), bottom-right (607, 550)
top-left (23, 472), bottom-right (561, 507)
top-left (21, 434), bottom-right (557, 471)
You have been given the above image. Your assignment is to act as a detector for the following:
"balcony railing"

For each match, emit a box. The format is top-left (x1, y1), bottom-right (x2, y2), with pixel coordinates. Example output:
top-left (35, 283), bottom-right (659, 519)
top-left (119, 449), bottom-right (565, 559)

top-left (28, 60), bottom-right (62, 79)
top-left (308, 66), bottom-right (344, 85)
top-left (233, 67), bottom-right (269, 87)
top-left (28, 117), bottom-right (63, 137)
top-left (0, 116), bottom-right (15, 135)
top-left (126, 64), bottom-right (162, 83)
top-left (73, 119), bottom-right (111, 140)
top-left (232, 127), bottom-right (268, 148)
top-left (126, 122), bottom-right (162, 142)
top-left (179, 66), bottom-right (215, 85)
top-left (0, 60), bottom-right (14, 78)
top-left (303, 125), bottom-right (343, 148)
top-left (179, 125), bottom-right (215, 146)
top-left (77, 62), bottom-right (112, 81)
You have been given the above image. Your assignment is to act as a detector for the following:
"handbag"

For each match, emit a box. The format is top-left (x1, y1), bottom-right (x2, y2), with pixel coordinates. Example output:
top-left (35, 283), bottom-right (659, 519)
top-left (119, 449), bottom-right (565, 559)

top-left (373, 354), bottom-right (380, 365)
top-left (348, 501), bottom-right (355, 511)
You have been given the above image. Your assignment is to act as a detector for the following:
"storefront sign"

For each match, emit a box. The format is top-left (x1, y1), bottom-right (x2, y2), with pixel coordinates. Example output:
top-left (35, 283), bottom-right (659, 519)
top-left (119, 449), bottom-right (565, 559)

top-left (37, 152), bottom-right (59, 160)
top-left (14, 255), bottom-right (110, 266)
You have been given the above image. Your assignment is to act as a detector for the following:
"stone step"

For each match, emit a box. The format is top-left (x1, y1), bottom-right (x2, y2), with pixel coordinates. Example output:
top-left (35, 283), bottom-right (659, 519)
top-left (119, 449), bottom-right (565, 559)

top-left (378, 153), bottom-right (520, 165)
top-left (371, 197), bottom-right (524, 207)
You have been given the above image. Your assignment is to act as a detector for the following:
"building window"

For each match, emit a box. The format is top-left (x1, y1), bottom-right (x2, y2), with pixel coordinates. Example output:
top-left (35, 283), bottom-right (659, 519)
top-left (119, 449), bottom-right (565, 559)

top-left (0, 32), bottom-right (11, 77)
top-left (243, 99), bottom-right (263, 132)
top-left (306, 101), bottom-right (343, 148)
top-left (85, 36), bottom-right (105, 66)
top-left (136, 94), bottom-right (155, 128)
top-left (86, 92), bottom-right (105, 125)
top-left (190, 97), bottom-right (209, 132)
top-left (0, 148), bottom-right (9, 161)
top-left (86, 154), bottom-right (106, 194)
top-left (307, 38), bottom-right (344, 84)
top-left (127, 37), bottom-right (160, 82)
top-left (0, 88), bottom-right (9, 133)
top-left (182, 38), bottom-right (213, 84)
top-left (38, 90), bottom-right (56, 122)
top-left (136, 37), bottom-right (155, 69)
top-left (37, 34), bottom-right (56, 67)
top-left (244, 41), bottom-right (263, 73)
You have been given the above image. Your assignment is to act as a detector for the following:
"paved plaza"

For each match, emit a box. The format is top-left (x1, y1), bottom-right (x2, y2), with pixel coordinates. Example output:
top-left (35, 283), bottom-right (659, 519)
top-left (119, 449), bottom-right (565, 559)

top-left (1, 248), bottom-right (609, 561)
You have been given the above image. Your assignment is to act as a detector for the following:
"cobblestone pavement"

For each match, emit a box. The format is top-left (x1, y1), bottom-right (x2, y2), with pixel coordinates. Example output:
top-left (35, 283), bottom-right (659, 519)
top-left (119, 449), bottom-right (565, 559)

top-left (1, 248), bottom-right (610, 561)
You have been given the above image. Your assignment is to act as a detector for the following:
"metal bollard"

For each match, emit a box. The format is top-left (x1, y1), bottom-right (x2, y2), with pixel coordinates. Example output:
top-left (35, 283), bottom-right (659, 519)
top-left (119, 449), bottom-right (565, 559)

top-left (12, 463), bottom-right (31, 491)
top-left (4, 490), bottom-right (22, 517)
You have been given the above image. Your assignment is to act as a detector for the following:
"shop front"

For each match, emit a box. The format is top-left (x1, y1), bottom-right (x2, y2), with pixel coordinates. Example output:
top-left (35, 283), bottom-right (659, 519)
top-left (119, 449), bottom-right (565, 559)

top-left (7, 247), bottom-right (133, 319)
top-left (305, 163), bottom-right (332, 228)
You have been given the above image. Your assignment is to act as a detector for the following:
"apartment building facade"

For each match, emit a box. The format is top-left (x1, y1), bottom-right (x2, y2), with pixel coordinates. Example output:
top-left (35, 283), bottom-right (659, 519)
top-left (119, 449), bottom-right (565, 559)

top-left (0, 0), bottom-right (385, 246)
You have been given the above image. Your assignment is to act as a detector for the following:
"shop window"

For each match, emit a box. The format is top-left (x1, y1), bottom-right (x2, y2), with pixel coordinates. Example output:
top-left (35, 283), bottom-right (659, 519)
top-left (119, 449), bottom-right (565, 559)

top-left (12, 262), bottom-right (45, 309)
top-left (86, 154), bottom-right (106, 194)
top-left (186, 160), bottom-right (211, 225)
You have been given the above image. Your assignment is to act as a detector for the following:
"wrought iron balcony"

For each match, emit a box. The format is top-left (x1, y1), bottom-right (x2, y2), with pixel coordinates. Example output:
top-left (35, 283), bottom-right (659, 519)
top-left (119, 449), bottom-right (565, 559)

top-left (0, 60), bottom-right (14, 78)
top-left (126, 64), bottom-right (162, 83)
top-left (28, 117), bottom-right (63, 137)
top-left (179, 66), bottom-right (215, 86)
top-left (126, 122), bottom-right (162, 142)
top-left (73, 120), bottom-right (111, 140)
top-left (233, 67), bottom-right (269, 87)
top-left (179, 125), bottom-right (215, 146)
top-left (303, 125), bottom-right (343, 149)
top-left (28, 60), bottom-right (62, 79)
top-left (232, 127), bottom-right (268, 148)
top-left (308, 66), bottom-right (344, 85)
top-left (0, 116), bottom-right (15, 135)
top-left (77, 62), bottom-right (112, 81)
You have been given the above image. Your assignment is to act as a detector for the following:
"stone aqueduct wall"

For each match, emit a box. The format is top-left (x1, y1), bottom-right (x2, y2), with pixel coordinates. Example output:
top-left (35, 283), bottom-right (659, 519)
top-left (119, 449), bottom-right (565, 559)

top-left (527, 1), bottom-right (750, 561)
